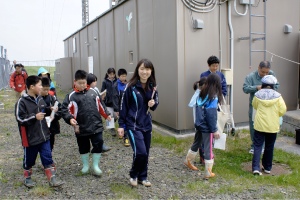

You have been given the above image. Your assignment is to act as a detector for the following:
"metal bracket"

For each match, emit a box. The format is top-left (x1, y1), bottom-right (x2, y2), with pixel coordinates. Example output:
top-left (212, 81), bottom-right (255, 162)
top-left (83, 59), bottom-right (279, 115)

top-left (252, 37), bottom-right (265, 41)
top-left (238, 37), bottom-right (250, 40)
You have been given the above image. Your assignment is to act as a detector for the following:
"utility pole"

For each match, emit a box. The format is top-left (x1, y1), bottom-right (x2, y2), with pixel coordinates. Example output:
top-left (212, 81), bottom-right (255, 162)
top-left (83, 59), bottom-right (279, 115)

top-left (82, 0), bottom-right (89, 27)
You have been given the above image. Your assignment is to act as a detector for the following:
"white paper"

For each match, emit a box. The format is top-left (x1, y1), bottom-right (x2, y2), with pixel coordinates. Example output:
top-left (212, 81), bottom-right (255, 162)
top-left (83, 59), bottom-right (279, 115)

top-left (50, 101), bottom-right (59, 119)
top-left (100, 89), bottom-right (106, 96)
top-left (45, 116), bottom-right (51, 128)
top-left (106, 117), bottom-right (115, 129)
top-left (214, 133), bottom-right (227, 150)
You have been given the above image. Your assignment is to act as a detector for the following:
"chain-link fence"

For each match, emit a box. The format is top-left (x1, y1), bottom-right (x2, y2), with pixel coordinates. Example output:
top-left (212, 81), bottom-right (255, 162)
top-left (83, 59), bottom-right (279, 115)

top-left (0, 57), bottom-right (12, 91)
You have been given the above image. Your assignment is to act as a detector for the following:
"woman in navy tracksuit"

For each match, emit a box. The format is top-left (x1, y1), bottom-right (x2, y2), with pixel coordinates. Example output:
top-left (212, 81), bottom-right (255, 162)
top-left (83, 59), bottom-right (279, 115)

top-left (118, 59), bottom-right (158, 187)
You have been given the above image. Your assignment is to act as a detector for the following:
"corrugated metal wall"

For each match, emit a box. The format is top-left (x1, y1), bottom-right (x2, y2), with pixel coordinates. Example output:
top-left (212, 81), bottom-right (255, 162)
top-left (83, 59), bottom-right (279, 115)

top-left (61, 0), bottom-right (300, 132)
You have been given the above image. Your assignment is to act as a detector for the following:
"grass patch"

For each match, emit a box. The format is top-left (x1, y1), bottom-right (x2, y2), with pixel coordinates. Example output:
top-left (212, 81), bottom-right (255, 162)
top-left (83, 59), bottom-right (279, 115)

top-left (29, 185), bottom-right (53, 197)
top-left (261, 192), bottom-right (286, 199)
top-left (151, 129), bottom-right (300, 198)
top-left (0, 171), bottom-right (8, 183)
top-left (151, 131), bottom-right (193, 154)
top-left (184, 180), bottom-right (210, 191)
top-left (279, 130), bottom-right (295, 138)
top-left (110, 183), bottom-right (141, 199)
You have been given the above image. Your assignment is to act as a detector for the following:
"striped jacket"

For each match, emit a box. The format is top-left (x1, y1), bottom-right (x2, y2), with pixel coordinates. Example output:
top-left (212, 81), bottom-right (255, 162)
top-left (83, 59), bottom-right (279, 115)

top-left (61, 87), bottom-right (109, 136)
top-left (15, 94), bottom-right (50, 147)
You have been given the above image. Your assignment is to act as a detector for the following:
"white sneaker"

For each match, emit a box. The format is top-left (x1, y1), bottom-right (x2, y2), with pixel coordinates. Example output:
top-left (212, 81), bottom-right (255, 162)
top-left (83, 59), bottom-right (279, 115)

top-left (253, 170), bottom-right (262, 176)
top-left (262, 168), bottom-right (270, 174)
top-left (129, 178), bottom-right (137, 187)
top-left (138, 180), bottom-right (151, 187)
top-left (249, 148), bottom-right (254, 154)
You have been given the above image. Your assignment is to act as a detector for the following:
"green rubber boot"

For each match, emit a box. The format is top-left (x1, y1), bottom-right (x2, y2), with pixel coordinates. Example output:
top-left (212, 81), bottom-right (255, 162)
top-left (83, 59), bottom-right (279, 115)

top-left (80, 153), bottom-right (90, 174)
top-left (92, 153), bottom-right (102, 176)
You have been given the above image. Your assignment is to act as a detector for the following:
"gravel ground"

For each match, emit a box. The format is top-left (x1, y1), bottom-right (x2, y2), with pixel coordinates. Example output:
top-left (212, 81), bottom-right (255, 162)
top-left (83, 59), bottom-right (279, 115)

top-left (0, 95), bottom-right (297, 199)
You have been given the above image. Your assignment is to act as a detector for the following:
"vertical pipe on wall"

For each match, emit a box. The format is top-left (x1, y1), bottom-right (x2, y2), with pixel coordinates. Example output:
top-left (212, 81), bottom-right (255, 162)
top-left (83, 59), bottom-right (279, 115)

top-left (228, 0), bottom-right (233, 114)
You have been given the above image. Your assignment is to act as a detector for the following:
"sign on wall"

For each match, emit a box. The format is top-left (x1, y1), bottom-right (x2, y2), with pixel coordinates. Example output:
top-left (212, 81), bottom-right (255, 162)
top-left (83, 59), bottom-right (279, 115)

top-left (88, 56), bottom-right (93, 73)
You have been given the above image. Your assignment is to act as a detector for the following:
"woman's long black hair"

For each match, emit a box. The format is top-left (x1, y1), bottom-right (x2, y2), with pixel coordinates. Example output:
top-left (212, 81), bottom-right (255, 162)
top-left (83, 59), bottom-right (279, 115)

top-left (104, 68), bottom-right (116, 79)
top-left (199, 73), bottom-right (223, 104)
top-left (128, 59), bottom-right (156, 91)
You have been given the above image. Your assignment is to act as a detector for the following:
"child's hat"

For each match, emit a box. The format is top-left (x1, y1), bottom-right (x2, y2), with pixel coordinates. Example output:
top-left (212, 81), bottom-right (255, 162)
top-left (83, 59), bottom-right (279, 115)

top-left (262, 75), bottom-right (277, 85)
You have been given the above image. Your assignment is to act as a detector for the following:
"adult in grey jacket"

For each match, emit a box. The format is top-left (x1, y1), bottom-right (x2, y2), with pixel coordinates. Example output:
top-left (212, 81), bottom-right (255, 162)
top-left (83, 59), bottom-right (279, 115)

top-left (243, 61), bottom-right (279, 154)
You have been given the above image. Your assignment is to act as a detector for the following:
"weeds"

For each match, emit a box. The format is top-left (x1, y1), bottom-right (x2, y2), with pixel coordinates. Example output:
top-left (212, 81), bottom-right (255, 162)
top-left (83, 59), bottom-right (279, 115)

top-left (110, 183), bottom-right (141, 199)
top-left (29, 185), bottom-right (53, 197)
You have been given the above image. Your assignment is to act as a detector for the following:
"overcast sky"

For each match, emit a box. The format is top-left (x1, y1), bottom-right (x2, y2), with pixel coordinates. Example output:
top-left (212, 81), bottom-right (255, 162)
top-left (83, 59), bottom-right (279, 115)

top-left (0, 0), bottom-right (110, 64)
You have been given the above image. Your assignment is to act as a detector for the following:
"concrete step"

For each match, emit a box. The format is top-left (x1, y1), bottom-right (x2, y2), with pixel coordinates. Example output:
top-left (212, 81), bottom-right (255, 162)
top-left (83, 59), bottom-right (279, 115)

top-left (282, 110), bottom-right (300, 135)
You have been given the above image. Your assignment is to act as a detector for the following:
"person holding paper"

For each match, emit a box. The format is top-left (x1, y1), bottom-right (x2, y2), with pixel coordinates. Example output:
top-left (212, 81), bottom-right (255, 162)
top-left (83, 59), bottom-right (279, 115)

top-left (195, 73), bottom-right (223, 179)
top-left (101, 68), bottom-right (119, 136)
top-left (15, 76), bottom-right (64, 188)
top-left (117, 59), bottom-right (159, 187)
top-left (252, 75), bottom-right (286, 175)
top-left (184, 77), bottom-right (207, 171)
top-left (40, 77), bottom-right (61, 151)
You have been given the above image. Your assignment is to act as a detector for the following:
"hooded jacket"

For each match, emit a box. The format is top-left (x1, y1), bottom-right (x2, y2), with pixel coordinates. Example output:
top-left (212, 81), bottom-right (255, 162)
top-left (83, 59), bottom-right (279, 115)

top-left (37, 67), bottom-right (55, 91)
top-left (252, 89), bottom-right (286, 133)
top-left (118, 81), bottom-right (159, 132)
top-left (9, 71), bottom-right (28, 93)
top-left (15, 93), bottom-right (50, 147)
top-left (61, 87), bottom-right (109, 137)
top-left (195, 95), bottom-right (218, 134)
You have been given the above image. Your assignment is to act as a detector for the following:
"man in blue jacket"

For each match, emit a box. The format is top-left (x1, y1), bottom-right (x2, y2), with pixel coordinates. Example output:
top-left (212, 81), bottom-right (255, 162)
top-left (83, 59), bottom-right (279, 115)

top-left (200, 55), bottom-right (227, 97)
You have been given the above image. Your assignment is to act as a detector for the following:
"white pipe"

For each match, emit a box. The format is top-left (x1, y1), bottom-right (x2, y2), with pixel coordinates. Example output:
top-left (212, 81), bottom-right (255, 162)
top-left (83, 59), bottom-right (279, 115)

top-left (234, 0), bottom-right (248, 16)
top-left (228, 0), bottom-right (234, 114)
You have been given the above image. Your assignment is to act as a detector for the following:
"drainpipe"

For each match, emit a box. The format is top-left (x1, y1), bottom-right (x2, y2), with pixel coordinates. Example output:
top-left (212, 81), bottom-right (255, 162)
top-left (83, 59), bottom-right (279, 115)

top-left (228, 0), bottom-right (234, 114)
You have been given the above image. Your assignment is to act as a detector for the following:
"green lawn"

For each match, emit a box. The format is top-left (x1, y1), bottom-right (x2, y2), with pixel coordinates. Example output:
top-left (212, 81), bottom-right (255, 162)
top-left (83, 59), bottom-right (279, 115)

top-left (151, 130), bottom-right (300, 198)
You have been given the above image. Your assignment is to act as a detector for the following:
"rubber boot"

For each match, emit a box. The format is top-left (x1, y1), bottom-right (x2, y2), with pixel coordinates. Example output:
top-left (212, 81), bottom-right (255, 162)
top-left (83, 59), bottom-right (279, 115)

top-left (92, 153), bottom-right (102, 176)
top-left (204, 159), bottom-right (215, 179)
top-left (44, 166), bottom-right (64, 187)
top-left (80, 153), bottom-right (90, 174)
top-left (24, 169), bottom-right (36, 188)
top-left (102, 143), bottom-right (112, 152)
top-left (183, 149), bottom-right (198, 170)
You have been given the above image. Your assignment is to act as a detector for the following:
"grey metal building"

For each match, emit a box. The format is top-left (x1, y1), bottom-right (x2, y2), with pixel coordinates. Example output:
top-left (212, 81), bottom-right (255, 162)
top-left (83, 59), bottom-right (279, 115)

top-left (57, 0), bottom-right (300, 133)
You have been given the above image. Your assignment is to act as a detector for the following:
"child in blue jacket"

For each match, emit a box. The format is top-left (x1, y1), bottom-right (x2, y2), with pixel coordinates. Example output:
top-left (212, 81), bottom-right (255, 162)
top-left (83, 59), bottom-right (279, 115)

top-left (195, 73), bottom-right (223, 179)
top-left (117, 59), bottom-right (158, 187)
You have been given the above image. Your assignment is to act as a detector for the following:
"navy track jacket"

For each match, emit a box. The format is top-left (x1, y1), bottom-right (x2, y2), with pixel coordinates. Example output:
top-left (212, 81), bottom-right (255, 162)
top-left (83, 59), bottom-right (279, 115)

top-left (118, 81), bottom-right (159, 132)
